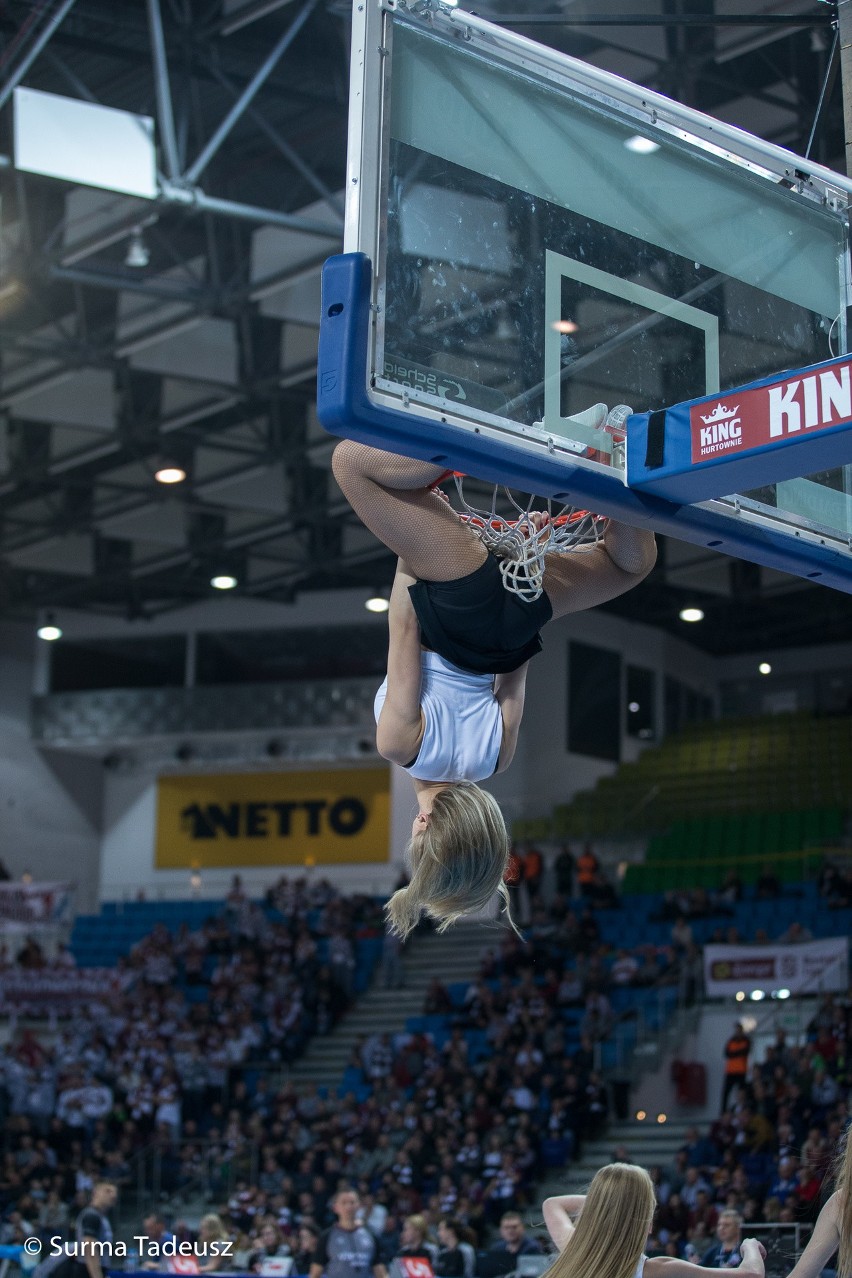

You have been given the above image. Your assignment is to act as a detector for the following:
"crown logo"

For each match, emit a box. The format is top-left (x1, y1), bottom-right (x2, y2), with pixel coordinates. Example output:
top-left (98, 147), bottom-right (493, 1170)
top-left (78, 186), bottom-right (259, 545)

top-left (700, 402), bottom-right (739, 425)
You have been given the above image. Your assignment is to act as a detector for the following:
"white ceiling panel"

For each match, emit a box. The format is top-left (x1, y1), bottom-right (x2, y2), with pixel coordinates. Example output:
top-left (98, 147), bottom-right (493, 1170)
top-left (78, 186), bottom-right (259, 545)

top-left (10, 368), bottom-right (116, 431)
top-left (260, 271), bottom-right (322, 324)
top-left (6, 533), bottom-right (94, 576)
top-left (197, 461), bottom-right (288, 514)
top-left (99, 499), bottom-right (188, 547)
top-left (129, 317), bottom-right (238, 385)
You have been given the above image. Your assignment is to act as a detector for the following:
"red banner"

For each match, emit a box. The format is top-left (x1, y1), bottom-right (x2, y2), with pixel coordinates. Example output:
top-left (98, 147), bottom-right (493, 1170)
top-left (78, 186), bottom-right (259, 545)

top-left (690, 358), bottom-right (852, 463)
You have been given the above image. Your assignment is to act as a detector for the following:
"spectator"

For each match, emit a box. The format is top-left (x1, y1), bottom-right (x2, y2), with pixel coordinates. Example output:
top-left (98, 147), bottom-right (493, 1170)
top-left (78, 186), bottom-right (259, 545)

top-left (310, 1190), bottom-right (387, 1278)
top-left (396, 1215), bottom-right (436, 1266)
top-left (576, 847), bottom-right (600, 898)
top-left (248, 1223), bottom-right (291, 1273)
top-left (521, 845), bottom-right (544, 903)
top-left (434, 1219), bottom-right (465, 1278)
top-left (777, 921), bottom-right (814, 944)
top-left (293, 1225), bottom-right (321, 1274)
top-left (485, 1212), bottom-right (542, 1268)
top-left (198, 1215), bottom-right (232, 1274)
top-left (721, 1023), bottom-right (751, 1112)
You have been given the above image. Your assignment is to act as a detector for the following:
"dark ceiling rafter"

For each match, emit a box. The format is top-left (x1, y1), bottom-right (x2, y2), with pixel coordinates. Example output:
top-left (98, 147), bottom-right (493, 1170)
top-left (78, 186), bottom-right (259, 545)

top-left (0, 0), bottom-right (849, 655)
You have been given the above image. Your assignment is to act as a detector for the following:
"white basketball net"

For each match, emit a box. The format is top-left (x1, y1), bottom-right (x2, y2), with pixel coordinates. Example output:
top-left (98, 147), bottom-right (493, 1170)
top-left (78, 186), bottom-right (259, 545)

top-left (453, 475), bottom-right (606, 602)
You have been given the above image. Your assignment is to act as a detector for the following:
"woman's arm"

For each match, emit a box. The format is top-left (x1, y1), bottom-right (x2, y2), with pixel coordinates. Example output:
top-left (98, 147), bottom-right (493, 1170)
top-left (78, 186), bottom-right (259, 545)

top-left (785, 1192), bottom-right (841, 1278)
top-left (646, 1237), bottom-right (766, 1278)
top-left (542, 1194), bottom-right (586, 1251)
top-left (375, 560), bottom-right (424, 765)
top-left (494, 662), bottom-right (530, 772)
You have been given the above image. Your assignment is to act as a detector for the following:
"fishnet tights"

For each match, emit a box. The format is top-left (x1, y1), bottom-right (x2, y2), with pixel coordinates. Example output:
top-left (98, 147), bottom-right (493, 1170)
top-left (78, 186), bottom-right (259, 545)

top-left (331, 440), bottom-right (656, 619)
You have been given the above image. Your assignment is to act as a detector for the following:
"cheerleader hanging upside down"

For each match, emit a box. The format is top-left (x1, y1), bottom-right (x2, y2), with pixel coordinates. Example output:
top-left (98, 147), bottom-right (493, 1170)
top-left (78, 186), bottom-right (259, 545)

top-left (332, 439), bottom-right (656, 939)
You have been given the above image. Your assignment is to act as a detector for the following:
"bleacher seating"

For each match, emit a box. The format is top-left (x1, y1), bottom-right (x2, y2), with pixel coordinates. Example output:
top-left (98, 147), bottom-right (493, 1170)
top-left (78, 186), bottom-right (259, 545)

top-left (537, 712), bottom-right (852, 838)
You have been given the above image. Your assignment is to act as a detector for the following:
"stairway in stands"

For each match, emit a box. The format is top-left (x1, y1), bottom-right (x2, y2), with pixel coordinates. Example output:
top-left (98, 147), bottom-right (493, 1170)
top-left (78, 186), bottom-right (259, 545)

top-left (533, 1118), bottom-right (694, 1204)
top-left (287, 920), bottom-right (495, 1088)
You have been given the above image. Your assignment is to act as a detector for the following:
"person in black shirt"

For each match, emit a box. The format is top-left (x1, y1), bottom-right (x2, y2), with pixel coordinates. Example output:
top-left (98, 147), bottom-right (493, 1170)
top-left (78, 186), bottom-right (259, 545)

top-left (434, 1221), bottom-right (464, 1278)
top-left (310, 1190), bottom-right (387, 1278)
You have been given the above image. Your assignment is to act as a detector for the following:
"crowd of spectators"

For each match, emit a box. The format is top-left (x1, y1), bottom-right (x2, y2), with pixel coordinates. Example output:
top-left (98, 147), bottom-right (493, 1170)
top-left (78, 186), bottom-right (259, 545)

top-left (0, 854), bottom-right (849, 1276)
top-left (640, 991), bottom-right (852, 1262)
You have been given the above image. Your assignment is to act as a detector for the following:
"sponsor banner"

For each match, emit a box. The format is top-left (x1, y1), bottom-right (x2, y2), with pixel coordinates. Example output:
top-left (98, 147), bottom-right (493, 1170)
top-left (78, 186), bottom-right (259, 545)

top-left (155, 767), bottom-right (390, 868)
top-left (704, 936), bottom-right (848, 997)
top-left (690, 358), bottom-right (852, 463)
top-left (0, 881), bottom-right (74, 925)
top-left (0, 969), bottom-right (121, 1010)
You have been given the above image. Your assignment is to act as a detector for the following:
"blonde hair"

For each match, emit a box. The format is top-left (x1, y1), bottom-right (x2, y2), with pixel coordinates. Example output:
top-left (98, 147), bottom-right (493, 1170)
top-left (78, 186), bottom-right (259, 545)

top-left (405, 1215), bottom-right (429, 1243)
top-left (385, 783), bottom-right (514, 940)
top-left (200, 1215), bottom-right (229, 1243)
top-left (835, 1129), bottom-right (852, 1278)
top-left (546, 1164), bottom-right (655, 1278)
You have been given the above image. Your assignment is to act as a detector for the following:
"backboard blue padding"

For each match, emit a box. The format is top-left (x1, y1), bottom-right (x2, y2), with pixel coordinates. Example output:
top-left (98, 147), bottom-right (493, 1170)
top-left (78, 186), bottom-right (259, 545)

top-left (318, 253), bottom-right (852, 594)
top-left (628, 354), bottom-right (852, 503)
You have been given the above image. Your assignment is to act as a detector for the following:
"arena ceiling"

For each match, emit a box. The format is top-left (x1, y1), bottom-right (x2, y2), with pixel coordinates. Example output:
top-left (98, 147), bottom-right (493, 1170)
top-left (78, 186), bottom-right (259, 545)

top-left (0, 0), bottom-right (849, 657)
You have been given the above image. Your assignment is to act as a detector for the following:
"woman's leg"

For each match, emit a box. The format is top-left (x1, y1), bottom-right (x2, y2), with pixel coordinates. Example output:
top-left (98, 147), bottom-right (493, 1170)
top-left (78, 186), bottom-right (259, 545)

top-left (542, 520), bottom-right (657, 620)
top-left (331, 439), bottom-right (486, 582)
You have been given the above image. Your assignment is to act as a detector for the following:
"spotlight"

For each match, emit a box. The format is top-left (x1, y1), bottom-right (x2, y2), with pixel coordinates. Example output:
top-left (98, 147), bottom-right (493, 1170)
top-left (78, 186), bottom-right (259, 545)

top-left (657, 1113), bottom-right (667, 1124)
top-left (625, 135), bottom-right (660, 154)
top-left (759, 662), bottom-right (772, 675)
top-left (635, 1110), bottom-right (646, 1121)
top-left (750, 989), bottom-right (766, 1001)
top-left (628, 701), bottom-right (640, 713)
top-left (37, 612), bottom-right (62, 641)
top-left (551, 319), bottom-right (579, 334)
top-left (775, 988), bottom-right (791, 1000)
top-left (125, 227), bottom-right (150, 268)
top-left (154, 462), bottom-right (186, 485)
top-left (366, 591), bottom-right (390, 613)
top-left (679, 607), bottom-right (704, 622)
top-left (211, 574), bottom-right (238, 590)
top-left (735, 991), bottom-right (745, 1002)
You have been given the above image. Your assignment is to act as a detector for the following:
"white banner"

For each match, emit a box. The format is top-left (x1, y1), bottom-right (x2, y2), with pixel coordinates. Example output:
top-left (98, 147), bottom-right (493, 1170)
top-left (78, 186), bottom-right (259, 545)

top-left (704, 936), bottom-right (848, 997)
top-left (0, 969), bottom-right (121, 1012)
top-left (0, 880), bottom-right (74, 925)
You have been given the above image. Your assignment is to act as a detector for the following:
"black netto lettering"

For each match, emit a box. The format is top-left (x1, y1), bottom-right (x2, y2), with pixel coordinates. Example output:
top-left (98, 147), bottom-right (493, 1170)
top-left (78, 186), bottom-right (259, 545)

top-left (181, 797), bottom-right (370, 839)
top-left (272, 801), bottom-right (297, 836)
top-left (245, 802), bottom-right (268, 838)
top-left (302, 799), bottom-right (327, 835)
top-left (181, 804), bottom-right (215, 839)
top-left (329, 797), bottom-right (367, 836)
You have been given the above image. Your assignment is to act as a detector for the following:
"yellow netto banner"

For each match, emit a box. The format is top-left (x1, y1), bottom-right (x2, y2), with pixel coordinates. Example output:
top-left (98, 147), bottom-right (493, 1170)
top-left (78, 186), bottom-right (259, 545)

top-left (155, 767), bottom-right (390, 868)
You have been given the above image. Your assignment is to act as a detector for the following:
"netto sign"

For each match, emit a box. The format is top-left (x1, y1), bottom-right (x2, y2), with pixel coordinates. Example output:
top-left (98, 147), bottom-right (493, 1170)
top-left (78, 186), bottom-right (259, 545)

top-left (155, 768), bottom-right (390, 867)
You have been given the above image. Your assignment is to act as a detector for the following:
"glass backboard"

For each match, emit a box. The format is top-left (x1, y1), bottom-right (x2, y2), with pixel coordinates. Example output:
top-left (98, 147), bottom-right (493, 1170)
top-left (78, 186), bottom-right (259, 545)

top-left (319, 0), bottom-right (852, 589)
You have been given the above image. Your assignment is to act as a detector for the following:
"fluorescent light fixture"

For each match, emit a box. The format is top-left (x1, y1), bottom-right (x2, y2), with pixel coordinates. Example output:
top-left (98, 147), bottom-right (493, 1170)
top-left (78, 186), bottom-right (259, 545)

top-left (679, 607), bottom-right (704, 622)
top-left (366, 595), bottom-right (390, 613)
top-left (154, 463), bottom-right (186, 485)
top-left (211, 574), bottom-right (238, 590)
top-left (625, 135), bottom-right (660, 155)
top-left (759, 662), bottom-right (772, 675)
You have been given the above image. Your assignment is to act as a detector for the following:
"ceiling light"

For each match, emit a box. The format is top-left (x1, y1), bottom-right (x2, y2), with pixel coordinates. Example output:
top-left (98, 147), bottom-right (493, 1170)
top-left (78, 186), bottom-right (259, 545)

top-left (628, 701), bottom-right (640, 713)
top-left (37, 621), bottom-right (62, 641)
top-left (750, 989), bottom-right (765, 1001)
top-left (154, 463), bottom-right (186, 485)
top-left (759, 662), bottom-right (772, 675)
top-left (211, 574), bottom-right (238, 590)
top-left (625, 135), bottom-right (660, 154)
top-left (551, 319), bottom-right (579, 334)
top-left (679, 607), bottom-right (704, 622)
top-left (125, 227), bottom-right (150, 268)
top-left (735, 991), bottom-right (745, 1002)
top-left (366, 592), bottom-right (390, 613)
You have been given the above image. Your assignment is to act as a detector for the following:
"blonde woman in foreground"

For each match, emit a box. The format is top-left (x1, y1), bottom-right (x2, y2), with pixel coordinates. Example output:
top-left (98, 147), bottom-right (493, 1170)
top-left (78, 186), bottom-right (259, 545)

top-left (542, 1164), bottom-right (766, 1278)
top-left (785, 1132), bottom-right (851, 1278)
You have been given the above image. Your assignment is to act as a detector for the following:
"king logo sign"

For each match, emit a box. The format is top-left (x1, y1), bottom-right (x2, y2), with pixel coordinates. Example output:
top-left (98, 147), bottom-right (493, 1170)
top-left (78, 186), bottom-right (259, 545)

top-left (689, 359), bottom-right (852, 464)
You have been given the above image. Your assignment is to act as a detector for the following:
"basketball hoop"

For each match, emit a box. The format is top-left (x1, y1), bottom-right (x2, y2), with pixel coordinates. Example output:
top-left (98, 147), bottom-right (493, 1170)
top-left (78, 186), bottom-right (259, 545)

top-left (453, 475), bottom-right (606, 602)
